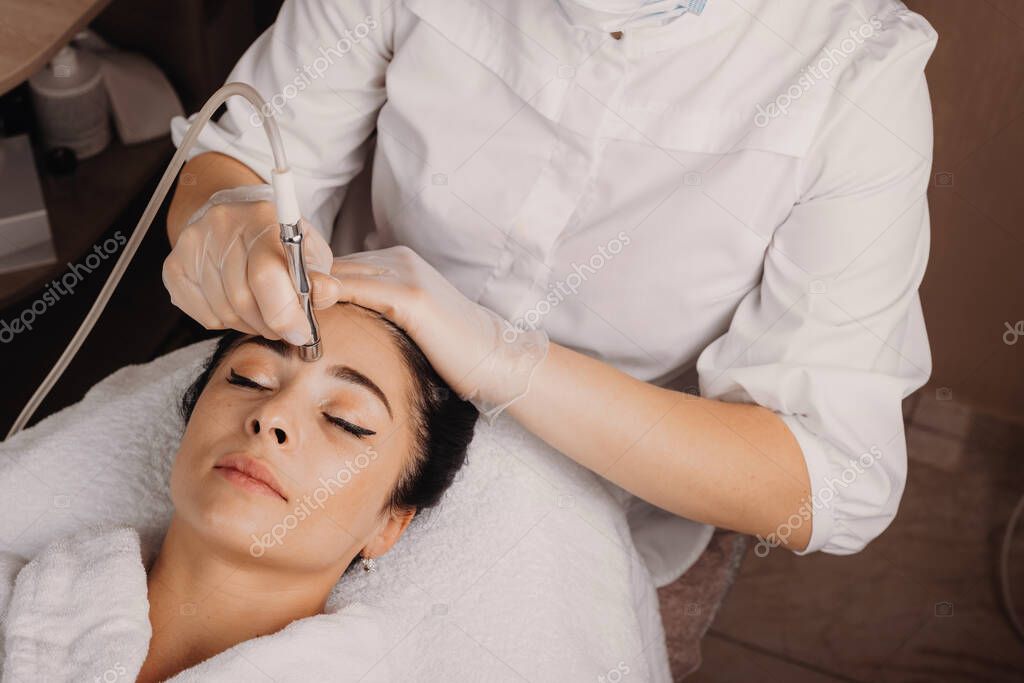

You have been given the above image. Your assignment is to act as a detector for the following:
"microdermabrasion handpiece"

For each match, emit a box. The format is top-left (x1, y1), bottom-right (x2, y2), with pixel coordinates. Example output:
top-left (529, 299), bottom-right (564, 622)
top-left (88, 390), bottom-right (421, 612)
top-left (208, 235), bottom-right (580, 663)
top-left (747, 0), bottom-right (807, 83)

top-left (7, 82), bottom-right (320, 439)
top-left (272, 169), bottom-right (322, 362)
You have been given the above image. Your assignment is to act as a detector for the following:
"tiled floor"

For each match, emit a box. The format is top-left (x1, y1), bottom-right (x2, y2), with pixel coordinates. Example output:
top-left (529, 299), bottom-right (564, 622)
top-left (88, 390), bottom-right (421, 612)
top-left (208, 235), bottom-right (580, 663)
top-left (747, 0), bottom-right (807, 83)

top-left (686, 389), bottom-right (1024, 682)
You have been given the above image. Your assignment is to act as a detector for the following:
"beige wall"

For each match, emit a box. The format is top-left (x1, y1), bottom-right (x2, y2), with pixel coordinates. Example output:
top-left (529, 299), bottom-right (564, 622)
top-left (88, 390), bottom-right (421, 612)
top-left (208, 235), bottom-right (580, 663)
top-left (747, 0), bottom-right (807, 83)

top-left (907, 1), bottom-right (1024, 420)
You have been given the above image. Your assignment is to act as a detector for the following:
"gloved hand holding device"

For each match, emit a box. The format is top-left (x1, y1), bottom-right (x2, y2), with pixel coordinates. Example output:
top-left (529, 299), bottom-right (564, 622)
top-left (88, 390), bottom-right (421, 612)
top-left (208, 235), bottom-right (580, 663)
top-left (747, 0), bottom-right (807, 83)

top-left (162, 183), bottom-right (341, 345)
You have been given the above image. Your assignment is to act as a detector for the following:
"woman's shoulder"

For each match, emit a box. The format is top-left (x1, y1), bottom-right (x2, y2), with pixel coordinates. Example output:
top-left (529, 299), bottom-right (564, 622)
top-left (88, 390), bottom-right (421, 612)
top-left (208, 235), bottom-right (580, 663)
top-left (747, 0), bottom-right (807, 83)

top-left (1, 524), bottom-right (146, 606)
top-left (27, 523), bottom-right (144, 563)
top-left (0, 524), bottom-right (150, 678)
top-left (1, 523), bottom-right (147, 619)
top-left (0, 548), bottom-right (29, 618)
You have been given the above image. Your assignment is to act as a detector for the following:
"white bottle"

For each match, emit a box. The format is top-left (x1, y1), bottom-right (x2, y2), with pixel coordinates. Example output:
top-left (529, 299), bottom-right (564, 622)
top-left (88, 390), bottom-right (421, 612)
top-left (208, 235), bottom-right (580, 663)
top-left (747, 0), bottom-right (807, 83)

top-left (29, 44), bottom-right (111, 159)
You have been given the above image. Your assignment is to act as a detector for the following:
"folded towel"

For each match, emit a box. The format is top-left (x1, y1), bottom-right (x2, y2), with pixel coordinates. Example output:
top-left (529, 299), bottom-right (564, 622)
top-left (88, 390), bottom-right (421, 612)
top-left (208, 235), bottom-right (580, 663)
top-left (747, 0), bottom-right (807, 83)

top-left (1, 526), bottom-right (152, 682)
top-left (0, 525), bottom-right (390, 681)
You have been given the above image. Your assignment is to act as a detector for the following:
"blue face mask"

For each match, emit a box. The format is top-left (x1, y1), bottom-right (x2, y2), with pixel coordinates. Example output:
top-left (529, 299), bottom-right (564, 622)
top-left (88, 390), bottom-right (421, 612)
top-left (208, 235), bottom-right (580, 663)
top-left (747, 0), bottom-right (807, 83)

top-left (557, 0), bottom-right (707, 32)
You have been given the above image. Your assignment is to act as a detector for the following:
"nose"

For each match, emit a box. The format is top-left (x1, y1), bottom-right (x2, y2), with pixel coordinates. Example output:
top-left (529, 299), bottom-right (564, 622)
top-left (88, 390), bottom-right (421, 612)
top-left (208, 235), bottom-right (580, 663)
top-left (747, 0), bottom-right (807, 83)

top-left (249, 417), bottom-right (288, 445)
top-left (247, 401), bottom-right (300, 449)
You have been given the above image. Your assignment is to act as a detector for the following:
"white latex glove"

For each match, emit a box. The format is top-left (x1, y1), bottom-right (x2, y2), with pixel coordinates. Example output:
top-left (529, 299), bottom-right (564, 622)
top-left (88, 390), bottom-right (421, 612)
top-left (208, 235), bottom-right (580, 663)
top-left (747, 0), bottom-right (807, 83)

top-left (162, 184), bottom-right (341, 344)
top-left (330, 246), bottom-right (549, 421)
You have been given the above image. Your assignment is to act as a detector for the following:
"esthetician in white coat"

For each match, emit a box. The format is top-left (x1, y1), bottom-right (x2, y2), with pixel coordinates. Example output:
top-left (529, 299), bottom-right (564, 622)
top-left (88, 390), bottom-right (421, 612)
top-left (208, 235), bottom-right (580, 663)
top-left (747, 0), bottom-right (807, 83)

top-left (164, 0), bottom-right (938, 579)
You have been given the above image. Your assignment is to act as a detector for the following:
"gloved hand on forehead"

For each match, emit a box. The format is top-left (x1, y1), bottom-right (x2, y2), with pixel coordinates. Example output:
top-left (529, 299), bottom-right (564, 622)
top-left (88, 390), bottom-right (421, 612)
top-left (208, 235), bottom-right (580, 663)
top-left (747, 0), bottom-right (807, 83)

top-left (162, 184), bottom-right (342, 345)
top-left (330, 246), bottom-right (549, 422)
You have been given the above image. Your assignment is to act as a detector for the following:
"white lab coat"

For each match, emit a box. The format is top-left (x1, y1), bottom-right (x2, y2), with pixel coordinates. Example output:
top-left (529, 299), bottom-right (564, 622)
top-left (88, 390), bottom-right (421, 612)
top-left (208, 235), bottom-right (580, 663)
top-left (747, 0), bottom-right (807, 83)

top-left (171, 0), bottom-right (937, 570)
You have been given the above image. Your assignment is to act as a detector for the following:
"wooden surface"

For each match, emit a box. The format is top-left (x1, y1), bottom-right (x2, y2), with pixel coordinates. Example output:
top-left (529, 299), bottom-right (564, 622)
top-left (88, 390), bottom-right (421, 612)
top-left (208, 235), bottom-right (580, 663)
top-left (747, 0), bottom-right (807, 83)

top-left (0, 135), bottom-right (173, 309)
top-left (690, 393), bottom-right (1024, 682)
top-left (0, 0), bottom-right (113, 95)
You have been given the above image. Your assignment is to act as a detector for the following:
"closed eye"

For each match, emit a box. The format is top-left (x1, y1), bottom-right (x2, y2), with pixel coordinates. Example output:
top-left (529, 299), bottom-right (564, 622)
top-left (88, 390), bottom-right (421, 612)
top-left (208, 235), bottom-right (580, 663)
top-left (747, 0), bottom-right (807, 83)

top-left (323, 413), bottom-right (376, 439)
top-left (228, 369), bottom-right (375, 438)
top-left (227, 369), bottom-right (269, 390)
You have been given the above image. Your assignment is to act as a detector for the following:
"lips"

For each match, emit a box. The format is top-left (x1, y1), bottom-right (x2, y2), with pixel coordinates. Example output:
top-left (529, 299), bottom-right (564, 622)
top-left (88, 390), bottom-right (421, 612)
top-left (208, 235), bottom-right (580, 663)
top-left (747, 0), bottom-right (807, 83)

top-left (213, 453), bottom-right (288, 502)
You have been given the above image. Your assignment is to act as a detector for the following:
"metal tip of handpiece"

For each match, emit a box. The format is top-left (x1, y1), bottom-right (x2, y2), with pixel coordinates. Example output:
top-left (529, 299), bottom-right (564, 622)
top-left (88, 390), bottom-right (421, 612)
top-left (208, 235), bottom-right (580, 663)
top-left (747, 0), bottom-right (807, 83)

top-left (299, 339), bottom-right (322, 362)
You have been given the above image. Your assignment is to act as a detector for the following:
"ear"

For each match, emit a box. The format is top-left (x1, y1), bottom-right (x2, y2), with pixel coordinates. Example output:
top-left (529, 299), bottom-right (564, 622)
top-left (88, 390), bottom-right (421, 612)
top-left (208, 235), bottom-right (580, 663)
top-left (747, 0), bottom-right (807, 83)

top-left (362, 507), bottom-right (416, 558)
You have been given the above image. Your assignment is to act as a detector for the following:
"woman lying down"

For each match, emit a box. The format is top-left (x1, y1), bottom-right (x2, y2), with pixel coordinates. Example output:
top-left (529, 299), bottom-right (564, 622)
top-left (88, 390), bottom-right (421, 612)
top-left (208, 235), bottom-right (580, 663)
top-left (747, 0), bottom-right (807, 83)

top-left (0, 302), bottom-right (478, 681)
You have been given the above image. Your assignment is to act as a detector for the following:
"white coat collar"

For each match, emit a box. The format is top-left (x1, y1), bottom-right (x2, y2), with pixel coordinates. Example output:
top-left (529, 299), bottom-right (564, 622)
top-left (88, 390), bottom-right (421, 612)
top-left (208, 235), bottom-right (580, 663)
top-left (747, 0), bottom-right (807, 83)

top-left (619, 0), bottom-right (747, 57)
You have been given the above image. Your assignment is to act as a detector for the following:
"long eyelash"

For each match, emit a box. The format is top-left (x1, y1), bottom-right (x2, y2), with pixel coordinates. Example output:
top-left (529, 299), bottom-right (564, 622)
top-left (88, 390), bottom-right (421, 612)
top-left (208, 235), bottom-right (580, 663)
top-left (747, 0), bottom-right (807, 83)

top-left (228, 369), bottom-right (374, 438)
top-left (227, 369), bottom-right (268, 390)
top-left (323, 413), bottom-right (376, 439)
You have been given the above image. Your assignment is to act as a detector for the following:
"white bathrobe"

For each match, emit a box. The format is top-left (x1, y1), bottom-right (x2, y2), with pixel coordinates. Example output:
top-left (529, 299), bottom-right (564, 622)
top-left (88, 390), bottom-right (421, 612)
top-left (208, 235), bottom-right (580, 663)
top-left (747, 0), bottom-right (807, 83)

top-left (0, 525), bottom-right (391, 682)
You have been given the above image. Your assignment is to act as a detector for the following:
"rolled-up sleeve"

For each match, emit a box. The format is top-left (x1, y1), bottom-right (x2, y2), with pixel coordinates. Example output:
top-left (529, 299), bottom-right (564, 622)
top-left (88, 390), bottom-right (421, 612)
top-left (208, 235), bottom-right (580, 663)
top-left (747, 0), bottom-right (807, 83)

top-left (169, 0), bottom-right (395, 238)
top-left (696, 8), bottom-right (938, 554)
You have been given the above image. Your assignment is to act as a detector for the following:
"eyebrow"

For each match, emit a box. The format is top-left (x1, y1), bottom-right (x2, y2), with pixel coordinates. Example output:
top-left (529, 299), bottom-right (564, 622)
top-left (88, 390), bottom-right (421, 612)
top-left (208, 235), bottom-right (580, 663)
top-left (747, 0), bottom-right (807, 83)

top-left (236, 336), bottom-right (393, 419)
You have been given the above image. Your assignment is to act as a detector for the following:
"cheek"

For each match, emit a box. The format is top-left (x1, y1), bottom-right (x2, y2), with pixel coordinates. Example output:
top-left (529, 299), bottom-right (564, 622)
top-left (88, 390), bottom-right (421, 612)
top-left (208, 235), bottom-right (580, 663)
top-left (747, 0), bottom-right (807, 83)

top-left (169, 399), bottom-right (236, 506)
top-left (169, 427), bottom-right (202, 509)
top-left (301, 445), bottom-right (404, 529)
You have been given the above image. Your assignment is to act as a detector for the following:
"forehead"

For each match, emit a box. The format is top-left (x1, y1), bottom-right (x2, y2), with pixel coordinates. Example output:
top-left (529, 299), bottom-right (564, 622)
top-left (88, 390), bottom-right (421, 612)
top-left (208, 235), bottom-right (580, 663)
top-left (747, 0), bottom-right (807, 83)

top-left (228, 304), bottom-right (413, 407)
top-left (317, 303), bottom-right (406, 365)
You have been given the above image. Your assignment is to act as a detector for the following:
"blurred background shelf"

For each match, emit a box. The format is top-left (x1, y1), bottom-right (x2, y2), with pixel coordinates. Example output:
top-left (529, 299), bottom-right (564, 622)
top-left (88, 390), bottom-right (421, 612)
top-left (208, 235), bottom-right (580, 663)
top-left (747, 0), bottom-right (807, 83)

top-left (0, 0), bottom-right (282, 434)
top-left (0, 135), bottom-right (173, 309)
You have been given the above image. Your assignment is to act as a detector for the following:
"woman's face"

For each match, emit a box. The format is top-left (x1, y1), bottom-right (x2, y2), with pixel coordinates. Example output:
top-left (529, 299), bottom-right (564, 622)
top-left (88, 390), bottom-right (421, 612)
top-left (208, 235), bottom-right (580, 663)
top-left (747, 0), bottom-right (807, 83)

top-left (170, 303), bottom-right (419, 574)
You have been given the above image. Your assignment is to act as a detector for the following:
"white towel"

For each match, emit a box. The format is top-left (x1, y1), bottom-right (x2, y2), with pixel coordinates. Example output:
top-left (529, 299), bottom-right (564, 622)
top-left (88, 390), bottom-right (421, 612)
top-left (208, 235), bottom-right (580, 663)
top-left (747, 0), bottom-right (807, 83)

top-left (0, 339), bottom-right (708, 681)
top-left (0, 525), bottom-right (390, 682)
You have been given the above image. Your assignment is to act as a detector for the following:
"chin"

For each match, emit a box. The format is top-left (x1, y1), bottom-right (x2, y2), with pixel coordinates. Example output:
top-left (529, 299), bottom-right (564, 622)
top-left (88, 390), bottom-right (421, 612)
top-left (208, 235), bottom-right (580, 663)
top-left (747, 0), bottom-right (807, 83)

top-left (172, 471), bottom-right (287, 560)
